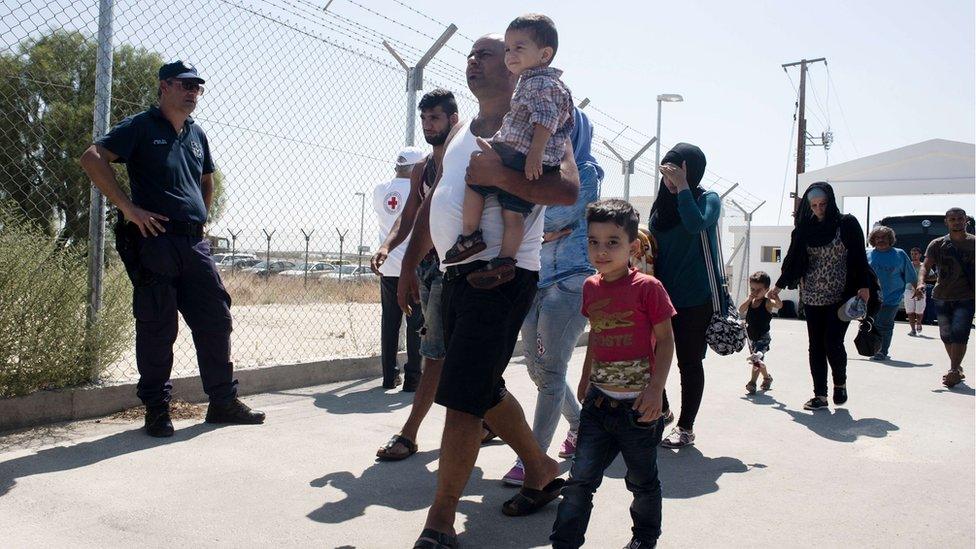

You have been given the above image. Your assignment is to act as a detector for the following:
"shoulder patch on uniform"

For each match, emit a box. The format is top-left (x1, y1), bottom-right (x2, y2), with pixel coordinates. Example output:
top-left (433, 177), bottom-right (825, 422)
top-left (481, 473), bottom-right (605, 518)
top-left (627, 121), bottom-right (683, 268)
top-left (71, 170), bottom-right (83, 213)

top-left (383, 191), bottom-right (402, 215)
top-left (191, 140), bottom-right (203, 159)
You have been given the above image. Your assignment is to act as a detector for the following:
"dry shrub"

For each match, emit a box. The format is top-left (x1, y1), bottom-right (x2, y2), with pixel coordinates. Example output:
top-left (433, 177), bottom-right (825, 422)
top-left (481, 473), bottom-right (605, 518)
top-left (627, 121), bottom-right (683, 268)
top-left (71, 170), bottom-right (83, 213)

top-left (0, 205), bottom-right (133, 398)
top-left (222, 272), bottom-right (380, 306)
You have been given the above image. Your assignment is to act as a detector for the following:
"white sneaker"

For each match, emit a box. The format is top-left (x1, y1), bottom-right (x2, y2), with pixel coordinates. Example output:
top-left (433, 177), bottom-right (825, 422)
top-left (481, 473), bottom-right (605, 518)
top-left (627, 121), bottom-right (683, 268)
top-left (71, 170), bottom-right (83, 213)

top-left (660, 427), bottom-right (695, 448)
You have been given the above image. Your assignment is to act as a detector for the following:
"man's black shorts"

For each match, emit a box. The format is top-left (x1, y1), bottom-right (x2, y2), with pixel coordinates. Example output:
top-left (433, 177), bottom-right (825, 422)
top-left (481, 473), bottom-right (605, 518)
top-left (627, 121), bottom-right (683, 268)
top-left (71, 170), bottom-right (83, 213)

top-left (435, 262), bottom-right (538, 417)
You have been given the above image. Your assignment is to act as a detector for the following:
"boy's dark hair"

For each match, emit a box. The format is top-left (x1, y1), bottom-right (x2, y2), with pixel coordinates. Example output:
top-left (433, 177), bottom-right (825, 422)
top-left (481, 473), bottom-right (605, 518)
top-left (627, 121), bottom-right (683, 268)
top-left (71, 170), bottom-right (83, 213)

top-left (946, 207), bottom-right (967, 217)
top-left (507, 14), bottom-right (558, 59)
top-left (749, 271), bottom-right (771, 288)
top-left (418, 88), bottom-right (457, 116)
top-left (586, 199), bottom-right (639, 241)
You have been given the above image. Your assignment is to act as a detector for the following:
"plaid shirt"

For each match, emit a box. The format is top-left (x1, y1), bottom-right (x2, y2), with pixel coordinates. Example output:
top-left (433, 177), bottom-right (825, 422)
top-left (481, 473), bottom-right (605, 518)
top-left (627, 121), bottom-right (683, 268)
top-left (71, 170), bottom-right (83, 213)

top-left (495, 66), bottom-right (574, 166)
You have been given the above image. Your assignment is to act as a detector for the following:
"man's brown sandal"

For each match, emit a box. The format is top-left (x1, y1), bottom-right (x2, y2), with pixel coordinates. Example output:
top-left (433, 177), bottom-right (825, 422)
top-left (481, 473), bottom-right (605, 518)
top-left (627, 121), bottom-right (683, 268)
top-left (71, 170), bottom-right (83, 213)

top-left (466, 257), bottom-right (516, 289)
top-left (943, 369), bottom-right (965, 388)
top-left (442, 230), bottom-right (486, 265)
top-left (376, 434), bottom-right (417, 461)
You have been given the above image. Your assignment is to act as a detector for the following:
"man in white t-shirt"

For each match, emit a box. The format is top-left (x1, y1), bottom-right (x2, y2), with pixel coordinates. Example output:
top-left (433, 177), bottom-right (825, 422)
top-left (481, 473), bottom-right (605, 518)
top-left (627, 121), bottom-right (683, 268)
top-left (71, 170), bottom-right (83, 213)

top-left (395, 35), bottom-right (581, 547)
top-left (373, 146), bottom-right (425, 389)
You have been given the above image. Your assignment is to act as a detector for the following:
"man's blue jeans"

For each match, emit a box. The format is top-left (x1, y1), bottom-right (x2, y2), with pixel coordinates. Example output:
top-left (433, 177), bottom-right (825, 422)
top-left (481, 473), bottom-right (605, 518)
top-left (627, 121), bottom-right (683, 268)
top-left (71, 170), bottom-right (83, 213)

top-left (875, 304), bottom-right (900, 356)
top-left (520, 273), bottom-right (589, 451)
top-left (551, 391), bottom-right (665, 548)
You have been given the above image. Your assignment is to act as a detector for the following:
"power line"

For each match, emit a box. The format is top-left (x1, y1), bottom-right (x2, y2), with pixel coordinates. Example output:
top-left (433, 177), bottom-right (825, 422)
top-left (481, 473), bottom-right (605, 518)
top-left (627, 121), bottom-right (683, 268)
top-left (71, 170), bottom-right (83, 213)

top-left (826, 65), bottom-right (860, 156)
top-left (778, 101), bottom-right (798, 224)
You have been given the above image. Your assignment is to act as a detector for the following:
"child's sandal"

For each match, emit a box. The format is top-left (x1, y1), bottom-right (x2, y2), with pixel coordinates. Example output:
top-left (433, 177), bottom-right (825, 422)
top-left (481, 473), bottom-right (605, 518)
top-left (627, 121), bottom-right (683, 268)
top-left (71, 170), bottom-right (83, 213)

top-left (443, 230), bottom-right (486, 265)
top-left (760, 376), bottom-right (773, 391)
top-left (745, 381), bottom-right (757, 395)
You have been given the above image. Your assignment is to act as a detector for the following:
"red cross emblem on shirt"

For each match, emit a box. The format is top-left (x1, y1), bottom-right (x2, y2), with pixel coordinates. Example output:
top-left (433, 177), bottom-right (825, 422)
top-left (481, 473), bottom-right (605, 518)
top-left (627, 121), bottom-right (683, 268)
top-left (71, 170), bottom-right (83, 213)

top-left (387, 195), bottom-right (399, 210)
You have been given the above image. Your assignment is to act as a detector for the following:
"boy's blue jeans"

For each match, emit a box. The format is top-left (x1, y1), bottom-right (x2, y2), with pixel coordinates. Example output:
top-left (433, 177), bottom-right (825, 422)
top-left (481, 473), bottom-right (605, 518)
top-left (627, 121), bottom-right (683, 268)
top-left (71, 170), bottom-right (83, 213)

top-left (551, 390), bottom-right (665, 549)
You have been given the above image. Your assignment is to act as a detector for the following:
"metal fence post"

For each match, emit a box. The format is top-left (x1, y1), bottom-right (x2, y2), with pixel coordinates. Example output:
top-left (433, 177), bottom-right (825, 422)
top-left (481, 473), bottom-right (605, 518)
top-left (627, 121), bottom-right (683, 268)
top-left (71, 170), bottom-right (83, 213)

top-left (603, 138), bottom-right (656, 202)
top-left (382, 24), bottom-right (457, 146)
top-left (85, 0), bottom-right (115, 362)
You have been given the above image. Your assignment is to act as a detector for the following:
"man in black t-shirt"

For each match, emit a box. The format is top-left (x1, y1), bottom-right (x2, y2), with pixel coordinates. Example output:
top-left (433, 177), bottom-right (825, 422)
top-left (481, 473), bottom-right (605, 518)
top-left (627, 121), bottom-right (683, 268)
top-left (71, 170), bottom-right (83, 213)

top-left (80, 61), bottom-right (264, 437)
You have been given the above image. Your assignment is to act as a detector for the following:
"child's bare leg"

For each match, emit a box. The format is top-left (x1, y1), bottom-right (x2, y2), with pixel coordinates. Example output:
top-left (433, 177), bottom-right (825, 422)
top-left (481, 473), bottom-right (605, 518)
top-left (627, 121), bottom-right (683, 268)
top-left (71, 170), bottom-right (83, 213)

top-left (759, 364), bottom-right (771, 380)
top-left (462, 187), bottom-right (486, 236)
top-left (500, 209), bottom-right (524, 259)
top-left (749, 363), bottom-right (761, 384)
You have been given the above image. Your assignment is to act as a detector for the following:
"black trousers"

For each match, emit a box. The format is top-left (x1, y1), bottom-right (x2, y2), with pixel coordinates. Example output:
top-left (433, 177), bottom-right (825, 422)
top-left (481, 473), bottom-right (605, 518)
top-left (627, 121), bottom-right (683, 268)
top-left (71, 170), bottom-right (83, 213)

top-left (803, 302), bottom-right (850, 397)
top-left (380, 276), bottom-right (423, 386)
top-left (122, 233), bottom-right (237, 408)
top-left (661, 301), bottom-right (712, 431)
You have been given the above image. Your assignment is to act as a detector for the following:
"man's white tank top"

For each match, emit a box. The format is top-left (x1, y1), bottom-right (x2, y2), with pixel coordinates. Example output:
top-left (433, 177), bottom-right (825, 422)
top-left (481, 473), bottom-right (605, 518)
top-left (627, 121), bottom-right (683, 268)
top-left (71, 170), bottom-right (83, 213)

top-left (429, 120), bottom-right (544, 272)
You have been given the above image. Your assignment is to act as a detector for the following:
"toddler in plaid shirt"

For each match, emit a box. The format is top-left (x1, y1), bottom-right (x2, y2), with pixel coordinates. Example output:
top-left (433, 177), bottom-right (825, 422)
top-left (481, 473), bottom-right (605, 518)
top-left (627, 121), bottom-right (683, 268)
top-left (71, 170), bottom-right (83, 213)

top-left (443, 13), bottom-right (574, 289)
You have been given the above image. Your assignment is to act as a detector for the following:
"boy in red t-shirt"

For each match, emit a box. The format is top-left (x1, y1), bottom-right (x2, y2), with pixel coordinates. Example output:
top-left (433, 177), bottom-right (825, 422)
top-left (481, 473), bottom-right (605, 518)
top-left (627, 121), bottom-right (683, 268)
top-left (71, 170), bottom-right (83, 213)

top-left (550, 199), bottom-right (676, 549)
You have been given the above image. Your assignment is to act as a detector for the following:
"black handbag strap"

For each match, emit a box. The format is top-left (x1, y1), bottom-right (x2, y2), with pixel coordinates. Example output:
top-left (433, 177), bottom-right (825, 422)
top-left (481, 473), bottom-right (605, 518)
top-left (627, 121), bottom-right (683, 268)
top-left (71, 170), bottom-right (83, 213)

top-left (700, 227), bottom-right (728, 314)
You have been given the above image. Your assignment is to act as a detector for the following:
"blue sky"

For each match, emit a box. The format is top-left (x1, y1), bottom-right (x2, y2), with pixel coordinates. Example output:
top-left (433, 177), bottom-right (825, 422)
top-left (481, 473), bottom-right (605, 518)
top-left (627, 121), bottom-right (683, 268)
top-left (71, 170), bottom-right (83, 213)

top-left (397, 0), bottom-right (975, 225)
top-left (3, 0), bottom-right (973, 252)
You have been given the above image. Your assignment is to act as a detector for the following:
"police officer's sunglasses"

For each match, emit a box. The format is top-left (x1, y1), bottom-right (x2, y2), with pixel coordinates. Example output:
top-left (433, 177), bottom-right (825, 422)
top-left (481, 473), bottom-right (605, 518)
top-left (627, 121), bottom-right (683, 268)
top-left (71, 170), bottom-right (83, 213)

top-left (166, 78), bottom-right (205, 95)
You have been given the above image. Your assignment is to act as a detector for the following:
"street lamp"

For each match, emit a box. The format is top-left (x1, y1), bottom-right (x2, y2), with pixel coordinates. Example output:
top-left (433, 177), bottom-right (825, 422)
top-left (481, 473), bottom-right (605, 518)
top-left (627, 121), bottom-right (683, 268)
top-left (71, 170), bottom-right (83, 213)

top-left (654, 93), bottom-right (684, 197)
top-left (354, 191), bottom-right (366, 275)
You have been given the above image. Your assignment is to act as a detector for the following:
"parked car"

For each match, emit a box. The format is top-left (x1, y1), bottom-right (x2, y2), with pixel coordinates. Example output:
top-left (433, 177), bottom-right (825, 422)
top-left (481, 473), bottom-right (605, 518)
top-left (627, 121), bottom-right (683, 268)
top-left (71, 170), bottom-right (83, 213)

top-left (218, 257), bottom-right (261, 272)
top-left (243, 260), bottom-right (297, 278)
top-left (279, 262), bottom-right (336, 279)
top-left (217, 252), bottom-right (257, 264)
top-left (324, 265), bottom-right (377, 281)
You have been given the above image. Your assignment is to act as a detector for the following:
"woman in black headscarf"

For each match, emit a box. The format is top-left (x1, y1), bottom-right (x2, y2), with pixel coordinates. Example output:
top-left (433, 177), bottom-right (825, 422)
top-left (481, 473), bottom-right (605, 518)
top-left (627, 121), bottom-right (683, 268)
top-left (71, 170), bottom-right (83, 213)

top-left (648, 143), bottom-right (723, 449)
top-left (768, 182), bottom-right (873, 410)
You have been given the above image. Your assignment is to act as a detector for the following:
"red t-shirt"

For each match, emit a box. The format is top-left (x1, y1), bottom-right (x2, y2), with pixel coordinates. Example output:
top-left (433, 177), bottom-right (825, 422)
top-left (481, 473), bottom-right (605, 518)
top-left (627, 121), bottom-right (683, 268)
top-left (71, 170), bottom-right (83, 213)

top-left (582, 269), bottom-right (677, 368)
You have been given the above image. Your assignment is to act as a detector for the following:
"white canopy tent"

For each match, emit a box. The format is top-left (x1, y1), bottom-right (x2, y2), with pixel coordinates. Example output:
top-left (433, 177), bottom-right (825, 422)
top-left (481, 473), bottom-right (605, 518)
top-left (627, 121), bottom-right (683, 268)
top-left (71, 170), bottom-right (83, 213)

top-left (798, 138), bottom-right (975, 210)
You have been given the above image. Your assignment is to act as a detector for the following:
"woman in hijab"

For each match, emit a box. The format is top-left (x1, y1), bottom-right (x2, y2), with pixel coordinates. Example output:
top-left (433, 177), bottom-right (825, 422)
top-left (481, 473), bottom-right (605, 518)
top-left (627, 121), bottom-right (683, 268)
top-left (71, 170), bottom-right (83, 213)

top-left (767, 182), bottom-right (872, 410)
top-left (648, 143), bottom-right (723, 449)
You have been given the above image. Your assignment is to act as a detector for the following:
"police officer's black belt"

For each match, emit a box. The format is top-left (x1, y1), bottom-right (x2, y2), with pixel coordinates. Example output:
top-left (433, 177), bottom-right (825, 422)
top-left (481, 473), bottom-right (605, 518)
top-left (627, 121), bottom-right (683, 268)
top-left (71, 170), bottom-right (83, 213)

top-left (129, 220), bottom-right (204, 239)
top-left (443, 260), bottom-right (488, 282)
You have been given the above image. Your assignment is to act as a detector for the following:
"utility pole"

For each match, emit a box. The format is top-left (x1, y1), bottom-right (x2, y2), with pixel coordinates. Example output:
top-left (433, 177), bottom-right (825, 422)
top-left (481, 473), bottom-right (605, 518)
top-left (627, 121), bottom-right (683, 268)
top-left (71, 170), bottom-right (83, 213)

top-left (383, 24), bottom-right (457, 146)
top-left (782, 57), bottom-right (826, 216)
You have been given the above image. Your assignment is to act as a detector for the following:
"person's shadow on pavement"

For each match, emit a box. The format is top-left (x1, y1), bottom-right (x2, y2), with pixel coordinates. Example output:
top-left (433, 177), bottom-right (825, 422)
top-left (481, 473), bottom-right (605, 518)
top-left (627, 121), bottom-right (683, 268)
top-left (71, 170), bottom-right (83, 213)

top-left (0, 422), bottom-right (218, 497)
top-left (602, 446), bottom-right (754, 499)
top-left (302, 379), bottom-right (414, 415)
top-left (770, 399), bottom-right (898, 442)
top-left (932, 382), bottom-right (976, 396)
top-left (307, 450), bottom-right (557, 548)
top-left (851, 357), bottom-right (933, 368)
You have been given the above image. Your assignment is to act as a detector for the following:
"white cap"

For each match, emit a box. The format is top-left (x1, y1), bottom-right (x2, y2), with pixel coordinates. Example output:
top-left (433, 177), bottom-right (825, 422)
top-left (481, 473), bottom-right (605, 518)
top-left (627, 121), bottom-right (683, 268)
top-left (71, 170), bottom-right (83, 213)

top-left (395, 146), bottom-right (425, 167)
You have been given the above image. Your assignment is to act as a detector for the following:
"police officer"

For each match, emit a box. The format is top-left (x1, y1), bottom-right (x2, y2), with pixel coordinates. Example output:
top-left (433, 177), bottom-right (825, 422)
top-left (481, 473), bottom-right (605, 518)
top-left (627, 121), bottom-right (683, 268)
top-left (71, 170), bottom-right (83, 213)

top-left (80, 61), bottom-right (265, 437)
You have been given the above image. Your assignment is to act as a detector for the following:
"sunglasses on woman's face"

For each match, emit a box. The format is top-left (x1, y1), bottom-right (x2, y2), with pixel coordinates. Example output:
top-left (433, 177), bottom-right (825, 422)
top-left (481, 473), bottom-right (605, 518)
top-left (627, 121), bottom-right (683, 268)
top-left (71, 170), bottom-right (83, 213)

top-left (168, 79), bottom-right (205, 95)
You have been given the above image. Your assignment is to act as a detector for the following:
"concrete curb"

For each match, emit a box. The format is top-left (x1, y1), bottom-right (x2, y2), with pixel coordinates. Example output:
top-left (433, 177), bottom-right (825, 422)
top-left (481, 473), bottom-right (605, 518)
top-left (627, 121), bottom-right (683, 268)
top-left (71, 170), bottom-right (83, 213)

top-left (0, 331), bottom-right (589, 433)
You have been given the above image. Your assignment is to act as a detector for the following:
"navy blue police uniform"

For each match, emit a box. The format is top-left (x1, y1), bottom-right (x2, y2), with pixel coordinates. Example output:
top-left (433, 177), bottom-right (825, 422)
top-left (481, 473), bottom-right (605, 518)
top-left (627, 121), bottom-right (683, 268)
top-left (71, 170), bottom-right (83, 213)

top-left (98, 103), bottom-right (237, 408)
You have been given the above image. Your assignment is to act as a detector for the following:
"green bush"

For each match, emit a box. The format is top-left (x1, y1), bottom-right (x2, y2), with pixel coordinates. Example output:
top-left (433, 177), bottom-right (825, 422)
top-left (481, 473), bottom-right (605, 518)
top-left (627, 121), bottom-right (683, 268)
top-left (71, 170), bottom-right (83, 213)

top-left (0, 206), bottom-right (132, 398)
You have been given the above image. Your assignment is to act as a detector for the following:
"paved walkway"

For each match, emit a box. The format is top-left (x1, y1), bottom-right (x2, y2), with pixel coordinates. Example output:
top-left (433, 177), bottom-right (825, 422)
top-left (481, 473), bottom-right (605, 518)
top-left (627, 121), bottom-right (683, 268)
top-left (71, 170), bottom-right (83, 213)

top-left (1, 320), bottom-right (973, 548)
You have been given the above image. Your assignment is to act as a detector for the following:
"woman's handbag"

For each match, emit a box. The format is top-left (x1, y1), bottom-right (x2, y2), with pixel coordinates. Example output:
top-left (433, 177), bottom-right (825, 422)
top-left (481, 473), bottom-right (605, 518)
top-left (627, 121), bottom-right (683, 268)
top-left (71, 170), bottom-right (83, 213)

top-left (701, 228), bottom-right (747, 355)
top-left (854, 317), bottom-right (882, 357)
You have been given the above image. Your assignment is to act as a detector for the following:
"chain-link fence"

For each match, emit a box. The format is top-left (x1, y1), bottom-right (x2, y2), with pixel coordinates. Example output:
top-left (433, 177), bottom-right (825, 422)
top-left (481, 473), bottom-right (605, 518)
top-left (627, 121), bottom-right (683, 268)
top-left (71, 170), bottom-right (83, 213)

top-left (1, 0), bottom-right (764, 397)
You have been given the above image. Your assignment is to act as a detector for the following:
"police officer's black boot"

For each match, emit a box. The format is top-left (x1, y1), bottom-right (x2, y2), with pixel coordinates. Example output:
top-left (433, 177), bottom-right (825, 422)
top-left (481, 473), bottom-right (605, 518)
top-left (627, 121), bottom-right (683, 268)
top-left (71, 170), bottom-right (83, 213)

top-left (205, 398), bottom-right (266, 425)
top-left (144, 405), bottom-right (175, 438)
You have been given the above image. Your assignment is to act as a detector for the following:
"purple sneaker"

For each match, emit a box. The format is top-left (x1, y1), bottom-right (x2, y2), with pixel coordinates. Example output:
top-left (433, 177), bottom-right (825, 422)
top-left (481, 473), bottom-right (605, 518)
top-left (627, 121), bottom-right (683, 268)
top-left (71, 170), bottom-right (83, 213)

top-left (558, 430), bottom-right (578, 458)
top-left (502, 459), bottom-right (524, 486)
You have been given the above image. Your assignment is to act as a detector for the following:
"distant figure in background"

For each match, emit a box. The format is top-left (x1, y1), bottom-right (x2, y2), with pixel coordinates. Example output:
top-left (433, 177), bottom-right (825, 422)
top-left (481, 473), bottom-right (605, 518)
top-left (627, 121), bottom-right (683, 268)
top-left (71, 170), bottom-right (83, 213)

top-left (79, 61), bottom-right (265, 437)
top-left (632, 228), bottom-right (658, 276)
top-left (373, 146), bottom-right (425, 390)
top-left (768, 182), bottom-right (872, 411)
top-left (904, 247), bottom-right (927, 335)
top-left (914, 208), bottom-right (975, 388)
top-left (739, 271), bottom-right (780, 395)
top-left (867, 225), bottom-right (917, 361)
